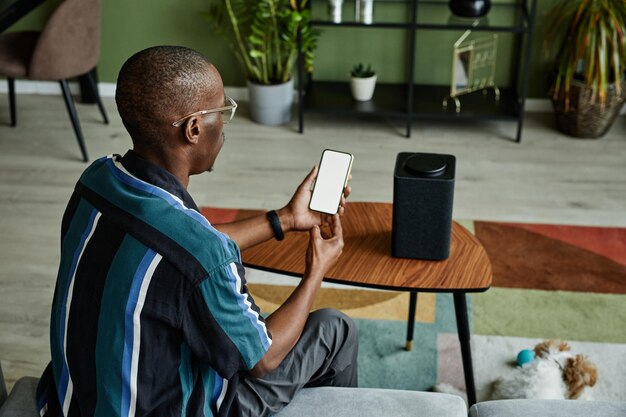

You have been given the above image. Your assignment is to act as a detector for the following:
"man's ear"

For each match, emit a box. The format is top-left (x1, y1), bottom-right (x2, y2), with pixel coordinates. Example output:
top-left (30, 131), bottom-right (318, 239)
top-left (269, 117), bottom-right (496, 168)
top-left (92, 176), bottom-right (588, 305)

top-left (183, 116), bottom-right (201, 144)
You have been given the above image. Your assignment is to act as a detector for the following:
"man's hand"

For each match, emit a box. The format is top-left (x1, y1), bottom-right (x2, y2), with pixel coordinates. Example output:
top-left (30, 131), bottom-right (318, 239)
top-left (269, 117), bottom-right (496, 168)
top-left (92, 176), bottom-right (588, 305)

top-left (279, 166), bottom-right (351, 233)
top-left (216, 166), bottom-right (350, 251)
top-left (251, 214), bottom-right (344, 377)
top-left (305, 214), bottom-right (344, 278)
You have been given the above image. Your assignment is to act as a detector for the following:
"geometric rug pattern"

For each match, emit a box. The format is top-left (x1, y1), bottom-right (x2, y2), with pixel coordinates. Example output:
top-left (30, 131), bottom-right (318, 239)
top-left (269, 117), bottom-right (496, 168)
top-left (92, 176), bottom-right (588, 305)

top-left (248, 283), bottom-right (436, 323)
top-left (474, 221), bottom-right (626, 293)
top-left (472, 222), bottom-right (626, 344)
top-left (445, 222), bottom-right (626, 400)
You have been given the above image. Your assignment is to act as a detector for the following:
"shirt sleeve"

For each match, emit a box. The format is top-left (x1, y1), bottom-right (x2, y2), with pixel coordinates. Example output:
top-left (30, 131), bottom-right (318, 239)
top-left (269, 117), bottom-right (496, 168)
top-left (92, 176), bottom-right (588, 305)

top-left (182, 260), bottom-right (272, 378)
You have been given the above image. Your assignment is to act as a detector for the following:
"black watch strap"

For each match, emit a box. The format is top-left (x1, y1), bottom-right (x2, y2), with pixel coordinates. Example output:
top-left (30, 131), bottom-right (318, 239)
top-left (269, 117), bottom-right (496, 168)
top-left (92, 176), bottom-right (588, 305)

top-left (266, 210), bottom-right (284, 241)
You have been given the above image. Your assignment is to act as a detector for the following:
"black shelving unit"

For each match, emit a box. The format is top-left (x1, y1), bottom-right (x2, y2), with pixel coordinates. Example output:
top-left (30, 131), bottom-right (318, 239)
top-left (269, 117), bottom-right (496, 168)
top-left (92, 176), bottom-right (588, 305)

top-left (297, 0), bottom-right (538, 142)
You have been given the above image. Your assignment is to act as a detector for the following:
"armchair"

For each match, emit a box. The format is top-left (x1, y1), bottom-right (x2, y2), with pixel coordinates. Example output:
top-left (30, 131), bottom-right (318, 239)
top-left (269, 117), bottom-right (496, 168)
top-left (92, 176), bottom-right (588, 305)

top-left (0, 0), bottom-right (108, 162)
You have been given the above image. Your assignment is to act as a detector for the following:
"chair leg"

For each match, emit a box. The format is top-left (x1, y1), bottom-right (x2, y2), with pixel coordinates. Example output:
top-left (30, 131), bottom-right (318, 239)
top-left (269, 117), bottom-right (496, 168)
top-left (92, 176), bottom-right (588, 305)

top-left (85, 69), bottom-right (109, 124)
top-left (8, 78), bottom-right (16, 127)
top-left (59, 80), bottom-right (89, 162)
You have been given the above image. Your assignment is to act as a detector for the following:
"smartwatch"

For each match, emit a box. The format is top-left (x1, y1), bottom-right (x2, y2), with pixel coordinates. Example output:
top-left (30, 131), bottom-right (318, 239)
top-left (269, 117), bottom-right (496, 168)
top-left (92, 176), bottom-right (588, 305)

top-left (266, 210), bottom-right (284, 241)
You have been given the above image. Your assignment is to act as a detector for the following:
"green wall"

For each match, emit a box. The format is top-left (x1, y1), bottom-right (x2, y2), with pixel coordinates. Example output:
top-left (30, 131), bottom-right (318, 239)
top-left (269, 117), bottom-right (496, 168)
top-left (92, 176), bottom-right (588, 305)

top-left (12, 0), bottom-right (562, 98)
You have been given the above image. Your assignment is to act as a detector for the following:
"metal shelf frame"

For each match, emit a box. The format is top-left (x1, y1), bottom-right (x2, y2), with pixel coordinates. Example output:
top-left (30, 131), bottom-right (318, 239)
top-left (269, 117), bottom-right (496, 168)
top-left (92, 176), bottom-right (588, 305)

top-left (297, 0), bottom-right (538, 142)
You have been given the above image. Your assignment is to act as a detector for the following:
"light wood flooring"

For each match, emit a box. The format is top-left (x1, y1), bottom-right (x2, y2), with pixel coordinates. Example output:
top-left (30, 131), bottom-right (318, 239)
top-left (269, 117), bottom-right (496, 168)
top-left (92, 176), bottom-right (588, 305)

top-left (1, 94), bottom-right (625, 388)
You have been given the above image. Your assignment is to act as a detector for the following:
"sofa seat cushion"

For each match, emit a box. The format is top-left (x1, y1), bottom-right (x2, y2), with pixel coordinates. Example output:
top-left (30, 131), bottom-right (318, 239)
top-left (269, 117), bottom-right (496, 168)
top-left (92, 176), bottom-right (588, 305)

top-left (469, 399), bottom-right (626, 417)
top-left (0, 377), bottom-right (39, 417)
top-left (0, 378), bottom-right (468, 417)
top-left (276, 387), bottom-right (467, 417)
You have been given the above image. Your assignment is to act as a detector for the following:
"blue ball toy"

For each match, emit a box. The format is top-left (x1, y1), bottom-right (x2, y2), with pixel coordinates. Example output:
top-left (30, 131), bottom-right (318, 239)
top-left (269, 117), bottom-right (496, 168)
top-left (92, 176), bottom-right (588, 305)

top-left (516, 349), bottom-right (535, 367)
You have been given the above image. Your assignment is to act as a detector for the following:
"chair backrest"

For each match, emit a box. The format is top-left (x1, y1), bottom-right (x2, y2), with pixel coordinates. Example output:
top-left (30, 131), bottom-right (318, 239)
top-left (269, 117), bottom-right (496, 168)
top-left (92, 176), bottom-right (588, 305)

top-left (28, 0), bottom-right (102, 80)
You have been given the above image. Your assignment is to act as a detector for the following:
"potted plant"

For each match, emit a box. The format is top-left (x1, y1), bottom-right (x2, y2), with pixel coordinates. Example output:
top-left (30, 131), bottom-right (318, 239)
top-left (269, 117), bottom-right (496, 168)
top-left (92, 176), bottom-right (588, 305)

top-left (204, 0), bottom-right (319, 125)
top-left (350, 63), bottom-right (377, 101)
top-left (547, 0), bottom-right (626, 138)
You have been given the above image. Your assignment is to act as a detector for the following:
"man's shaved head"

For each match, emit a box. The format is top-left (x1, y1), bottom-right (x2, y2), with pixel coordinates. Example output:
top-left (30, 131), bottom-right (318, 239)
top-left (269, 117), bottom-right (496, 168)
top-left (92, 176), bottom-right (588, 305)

top-left (115, 46), bottom-right (220, 148)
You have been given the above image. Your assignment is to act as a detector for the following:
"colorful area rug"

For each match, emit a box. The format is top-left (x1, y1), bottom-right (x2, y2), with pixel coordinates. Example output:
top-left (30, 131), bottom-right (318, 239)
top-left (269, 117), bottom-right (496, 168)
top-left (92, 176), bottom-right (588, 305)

top-left (201, 208), bottom-right (626, 401)
top-left (438, 222), bottom-right (626, 401)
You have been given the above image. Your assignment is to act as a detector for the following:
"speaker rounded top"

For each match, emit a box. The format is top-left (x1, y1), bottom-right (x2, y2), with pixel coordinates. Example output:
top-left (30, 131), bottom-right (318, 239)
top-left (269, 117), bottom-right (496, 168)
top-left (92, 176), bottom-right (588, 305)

top-left (404, 154), bottom-right (447, 177)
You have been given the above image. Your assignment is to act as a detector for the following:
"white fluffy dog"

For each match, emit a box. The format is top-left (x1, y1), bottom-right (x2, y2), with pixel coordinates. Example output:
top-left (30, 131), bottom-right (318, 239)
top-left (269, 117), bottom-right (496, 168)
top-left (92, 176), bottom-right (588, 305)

top-left (491, 339), bottom-right (598, 400)
top-left (434, 339), bottom-right (597, 403)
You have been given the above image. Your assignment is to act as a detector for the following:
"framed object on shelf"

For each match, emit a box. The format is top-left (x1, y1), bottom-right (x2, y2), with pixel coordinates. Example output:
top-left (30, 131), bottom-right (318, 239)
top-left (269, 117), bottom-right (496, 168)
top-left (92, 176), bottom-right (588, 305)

top-left (444, 28), bottom-right (499, 112)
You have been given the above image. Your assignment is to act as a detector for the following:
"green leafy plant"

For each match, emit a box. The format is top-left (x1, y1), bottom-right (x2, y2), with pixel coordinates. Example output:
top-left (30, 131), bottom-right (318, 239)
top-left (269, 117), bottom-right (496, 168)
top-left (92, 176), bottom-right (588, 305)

top-left (204, 0), bottom-right (319, 85)
top-left (546, 0), bottom-right (626, 110)
top-left (350, 63), bottom-right (376, 78)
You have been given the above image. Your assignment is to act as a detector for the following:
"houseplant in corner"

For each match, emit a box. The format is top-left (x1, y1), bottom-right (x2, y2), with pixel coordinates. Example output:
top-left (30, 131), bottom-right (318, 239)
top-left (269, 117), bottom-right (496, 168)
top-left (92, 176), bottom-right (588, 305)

top-left (204, 0), bottom-right (319, 125)
top-left (547, 0), bottom-right (626, 138)
top-left (350, 63), bottom-right (376, 101)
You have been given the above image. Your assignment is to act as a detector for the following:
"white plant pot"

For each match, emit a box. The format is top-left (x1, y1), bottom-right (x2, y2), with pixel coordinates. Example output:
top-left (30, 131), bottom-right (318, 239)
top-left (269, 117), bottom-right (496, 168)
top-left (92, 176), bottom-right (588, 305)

top-left (356, 0), bottom-right (374, 24)
top-left (247, 78), bottom-right (294, 125)
top-left (328, 0), bottom-right (344, 23)
top-left (350, 74), bottom-right (377, 101)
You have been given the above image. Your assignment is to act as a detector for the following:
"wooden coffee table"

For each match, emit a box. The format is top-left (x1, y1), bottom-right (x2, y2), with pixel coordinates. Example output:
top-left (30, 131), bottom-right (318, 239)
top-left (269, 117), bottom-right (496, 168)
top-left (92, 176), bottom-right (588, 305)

top-left (240, 202), bottom-right (492, 405)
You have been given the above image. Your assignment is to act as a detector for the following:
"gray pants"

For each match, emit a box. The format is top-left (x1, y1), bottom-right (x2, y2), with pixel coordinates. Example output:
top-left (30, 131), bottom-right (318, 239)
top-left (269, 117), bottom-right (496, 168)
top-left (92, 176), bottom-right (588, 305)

top-left (237, 309), bottom-right (359, 416)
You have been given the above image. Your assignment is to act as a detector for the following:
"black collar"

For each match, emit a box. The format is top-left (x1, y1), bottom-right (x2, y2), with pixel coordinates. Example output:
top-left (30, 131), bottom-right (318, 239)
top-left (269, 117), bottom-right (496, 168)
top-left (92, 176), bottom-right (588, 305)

top-left (119, 150), bottom-right (199, 211)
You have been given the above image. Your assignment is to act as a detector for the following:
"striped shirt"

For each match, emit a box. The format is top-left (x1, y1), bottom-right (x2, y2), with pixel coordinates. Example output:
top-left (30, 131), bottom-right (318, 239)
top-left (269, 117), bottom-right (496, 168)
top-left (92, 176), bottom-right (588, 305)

top-left (37, 151), bottom-right (272, 417)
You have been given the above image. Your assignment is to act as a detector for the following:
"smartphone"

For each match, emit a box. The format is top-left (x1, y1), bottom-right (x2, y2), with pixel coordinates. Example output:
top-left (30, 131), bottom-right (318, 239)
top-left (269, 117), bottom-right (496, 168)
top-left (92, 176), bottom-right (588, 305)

top-left (309, 149), bottom-right (354, 215)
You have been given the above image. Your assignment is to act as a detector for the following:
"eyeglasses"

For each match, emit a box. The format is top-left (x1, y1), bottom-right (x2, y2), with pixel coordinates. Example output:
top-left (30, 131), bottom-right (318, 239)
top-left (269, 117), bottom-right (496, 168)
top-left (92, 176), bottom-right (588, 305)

top-left (172, 96), bottom-right (238, 127)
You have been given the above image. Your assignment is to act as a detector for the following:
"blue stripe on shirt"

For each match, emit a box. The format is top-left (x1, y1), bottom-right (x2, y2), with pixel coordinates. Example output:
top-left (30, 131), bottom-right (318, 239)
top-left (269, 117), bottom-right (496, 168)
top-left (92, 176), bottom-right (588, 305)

top-left (80, 156), bottom-right (240, 276)
top-left (224, 263), bottom-right (272, 351)
top-left (104, 157), bottom-right (231, 250)
top-left (121, 248), bottom-right (158, 417)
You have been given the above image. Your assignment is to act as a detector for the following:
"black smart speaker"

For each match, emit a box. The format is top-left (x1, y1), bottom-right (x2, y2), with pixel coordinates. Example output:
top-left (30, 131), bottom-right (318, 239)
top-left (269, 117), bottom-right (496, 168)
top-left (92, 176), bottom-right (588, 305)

top-left (392, 152), bottom-right (456, 260)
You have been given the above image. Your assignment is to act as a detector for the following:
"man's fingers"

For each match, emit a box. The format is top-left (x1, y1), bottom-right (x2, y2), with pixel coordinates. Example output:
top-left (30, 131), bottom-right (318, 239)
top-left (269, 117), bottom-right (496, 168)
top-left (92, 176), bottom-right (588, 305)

top-left (318, 213), bottom-right (331, 226)
top-left (310, 224), bottom-right (321, 240)
top-left (338, 186), bottom-right (351, 216)
top-left (331, 214), bottom-right (343, 238)
top-left (306, 165), bottom-right (318, 191)
top-left (340, 196), bottom-right (346, 206)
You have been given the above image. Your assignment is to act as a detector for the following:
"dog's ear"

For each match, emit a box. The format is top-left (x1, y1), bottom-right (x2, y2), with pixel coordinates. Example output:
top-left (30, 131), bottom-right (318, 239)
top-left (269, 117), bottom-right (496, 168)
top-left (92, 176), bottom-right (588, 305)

top-left (534, 340), bottom-right (551, 358)
top-left (534, 339), bottom-right (570, 358)
top-left (564, 355), bottom-right (598, 399)
top-left (558, 341), bottom-right (571, 352)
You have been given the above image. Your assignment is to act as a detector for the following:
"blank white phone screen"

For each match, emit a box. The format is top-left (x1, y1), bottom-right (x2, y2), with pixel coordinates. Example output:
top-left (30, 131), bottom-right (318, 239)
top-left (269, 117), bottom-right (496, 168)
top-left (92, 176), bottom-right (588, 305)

top-left (310, 150), bottom-right (353, 214)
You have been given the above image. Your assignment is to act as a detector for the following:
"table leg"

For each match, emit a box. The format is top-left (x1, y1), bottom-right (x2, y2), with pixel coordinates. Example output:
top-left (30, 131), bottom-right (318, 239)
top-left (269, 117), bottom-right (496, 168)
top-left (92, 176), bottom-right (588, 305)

top-left (405, 291), bottom-right (418, 351)
top-left (453, 292), bottom-right (476, 406)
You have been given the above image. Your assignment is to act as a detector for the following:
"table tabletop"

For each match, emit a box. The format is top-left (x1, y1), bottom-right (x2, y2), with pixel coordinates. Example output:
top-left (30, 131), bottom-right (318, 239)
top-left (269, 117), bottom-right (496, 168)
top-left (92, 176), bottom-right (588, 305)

top-left (241, 202), bottom-right (492, 292)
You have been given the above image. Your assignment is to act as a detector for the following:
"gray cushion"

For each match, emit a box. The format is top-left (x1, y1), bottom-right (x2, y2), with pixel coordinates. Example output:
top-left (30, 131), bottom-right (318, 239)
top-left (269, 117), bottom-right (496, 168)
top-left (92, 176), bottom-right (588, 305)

top-left (469, 399), bottom-right (626, 417)
top-left (0, 364), bottom-right (6, 407)
top-left (0, 377), bottom-right (39, 417)
top-left (0, 376), bottom-right (468, 417)
top-left (276, 387), bottom-right (467, 417)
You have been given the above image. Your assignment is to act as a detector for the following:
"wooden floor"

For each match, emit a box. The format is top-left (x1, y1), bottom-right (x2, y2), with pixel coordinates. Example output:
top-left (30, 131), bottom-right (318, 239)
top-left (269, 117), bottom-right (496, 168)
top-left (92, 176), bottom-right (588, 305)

top-left (1, 94), bottom-right (625, 388)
